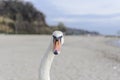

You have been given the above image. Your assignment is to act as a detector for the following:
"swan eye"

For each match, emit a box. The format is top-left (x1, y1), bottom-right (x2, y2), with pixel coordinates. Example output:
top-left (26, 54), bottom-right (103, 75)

top-left (53, 35), bottom-right (62, 41)
top-left (59, 36), bottom-right (62, 39)
top-left (53, 35), bottom-right (57, 40)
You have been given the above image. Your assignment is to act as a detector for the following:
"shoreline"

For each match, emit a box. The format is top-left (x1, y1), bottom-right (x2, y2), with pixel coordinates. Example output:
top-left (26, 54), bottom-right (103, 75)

top-left (108, 40), bottom-right (120, 47)
top-left (113, 40), bottom-right (120, 47)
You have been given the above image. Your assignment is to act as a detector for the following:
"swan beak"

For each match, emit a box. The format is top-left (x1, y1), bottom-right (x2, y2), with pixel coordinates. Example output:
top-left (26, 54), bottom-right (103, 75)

top-left (53, 39), bottom-right (61, 55)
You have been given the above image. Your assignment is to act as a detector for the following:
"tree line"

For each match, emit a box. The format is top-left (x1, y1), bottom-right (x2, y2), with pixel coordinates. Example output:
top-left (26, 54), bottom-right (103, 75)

top-left (0, 0), bottom-right (66, 34)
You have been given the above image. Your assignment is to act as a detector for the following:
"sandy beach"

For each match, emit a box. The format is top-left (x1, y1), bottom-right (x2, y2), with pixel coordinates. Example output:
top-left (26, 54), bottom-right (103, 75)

top-left (0, 35), bottom-right (120, 80)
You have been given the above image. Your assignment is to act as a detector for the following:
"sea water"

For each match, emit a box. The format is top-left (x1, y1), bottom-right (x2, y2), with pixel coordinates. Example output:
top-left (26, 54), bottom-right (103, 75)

top-left (113, 40), bottom-right (120, 47)
top-left (117, 40), bottom-right (120, 47)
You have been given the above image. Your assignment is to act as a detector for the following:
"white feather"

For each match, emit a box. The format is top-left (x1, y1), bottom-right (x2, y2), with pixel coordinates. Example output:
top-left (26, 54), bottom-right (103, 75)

top-left (39, 31), bottom-right (64, 80)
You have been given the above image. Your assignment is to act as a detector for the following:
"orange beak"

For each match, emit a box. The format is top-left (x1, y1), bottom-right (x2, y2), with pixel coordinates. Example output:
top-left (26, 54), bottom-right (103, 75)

top-left (53, 39), bottom-right (61, 55)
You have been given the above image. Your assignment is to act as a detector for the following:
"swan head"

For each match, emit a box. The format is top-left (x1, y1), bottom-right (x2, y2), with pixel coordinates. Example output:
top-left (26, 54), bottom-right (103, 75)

top-left (52, 31), bottom-right (64, 55)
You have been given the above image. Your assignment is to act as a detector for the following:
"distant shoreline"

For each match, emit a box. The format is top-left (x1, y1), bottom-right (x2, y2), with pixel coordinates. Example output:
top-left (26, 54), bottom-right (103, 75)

top-left (107, 39), bottom-right (120, 47)
top-left (112, 40), bottom-right (120, 47)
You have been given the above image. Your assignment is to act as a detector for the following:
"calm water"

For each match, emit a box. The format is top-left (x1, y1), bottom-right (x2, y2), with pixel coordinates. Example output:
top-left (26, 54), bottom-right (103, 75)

top-left (113, 40), bottom-right (120, 47)
top-left (118, 40), bottom-right (120, 46)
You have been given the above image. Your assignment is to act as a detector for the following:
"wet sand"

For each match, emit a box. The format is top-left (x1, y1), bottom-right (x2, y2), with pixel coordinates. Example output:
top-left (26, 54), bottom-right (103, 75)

top-left (0, 35), bottom-right (120, 80)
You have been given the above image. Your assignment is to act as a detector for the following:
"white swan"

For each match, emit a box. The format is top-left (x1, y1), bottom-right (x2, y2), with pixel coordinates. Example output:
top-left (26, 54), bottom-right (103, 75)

top-left (39, 31), bottom-right (64, 80)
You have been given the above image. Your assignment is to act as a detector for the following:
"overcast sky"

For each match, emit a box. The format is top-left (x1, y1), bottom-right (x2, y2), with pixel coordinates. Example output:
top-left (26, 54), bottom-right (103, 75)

top-left (25, 0), bottom-right (120, 35)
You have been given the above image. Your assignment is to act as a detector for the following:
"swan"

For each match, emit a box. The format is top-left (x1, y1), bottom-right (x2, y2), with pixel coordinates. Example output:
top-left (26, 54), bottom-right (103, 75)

top-left (39, 31), bottom-right (64, 80)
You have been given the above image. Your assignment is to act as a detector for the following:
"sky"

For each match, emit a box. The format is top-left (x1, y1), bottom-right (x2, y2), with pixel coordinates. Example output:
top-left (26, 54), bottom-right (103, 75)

top-left (25, 0), bottom-right (120, 35)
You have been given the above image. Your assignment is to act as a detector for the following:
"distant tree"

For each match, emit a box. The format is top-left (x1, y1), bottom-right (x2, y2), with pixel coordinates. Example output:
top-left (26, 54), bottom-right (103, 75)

top-left (0, 0), bottom-right (69, 34)
top-left (15, 13), bottom-right (23, 34)
top-left (0, 0), bottom-right (48, 34)
top-left (57, 22), bottom-right (66, 32)
top-left (0, 0), bottom-right (45, 22)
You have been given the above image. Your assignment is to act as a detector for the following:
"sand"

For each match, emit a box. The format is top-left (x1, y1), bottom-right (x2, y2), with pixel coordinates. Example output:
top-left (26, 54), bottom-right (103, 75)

top-left (0, 35), bottom-right (120, 80)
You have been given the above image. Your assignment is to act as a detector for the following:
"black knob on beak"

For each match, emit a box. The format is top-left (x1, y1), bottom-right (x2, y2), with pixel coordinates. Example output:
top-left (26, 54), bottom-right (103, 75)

top-left (54, 50), bottom-right (58, 55)
top-left (55, 38), bottom-right (59, 41)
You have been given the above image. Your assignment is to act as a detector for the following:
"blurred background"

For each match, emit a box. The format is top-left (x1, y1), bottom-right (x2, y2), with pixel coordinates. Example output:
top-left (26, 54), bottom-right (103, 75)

top-left (0, 1), bottom-right (120, 80)
top-left (0, 0), bottom-right (120, 36)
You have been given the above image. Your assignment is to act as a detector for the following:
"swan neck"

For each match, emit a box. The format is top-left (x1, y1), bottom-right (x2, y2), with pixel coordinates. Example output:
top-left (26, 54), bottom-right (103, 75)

top-left (40, 49), bottom-right (55, 80)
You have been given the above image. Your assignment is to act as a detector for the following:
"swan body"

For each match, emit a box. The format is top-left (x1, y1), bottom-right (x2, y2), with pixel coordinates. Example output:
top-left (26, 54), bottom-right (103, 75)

top-left (39, 31), bottom-right (64, 80)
